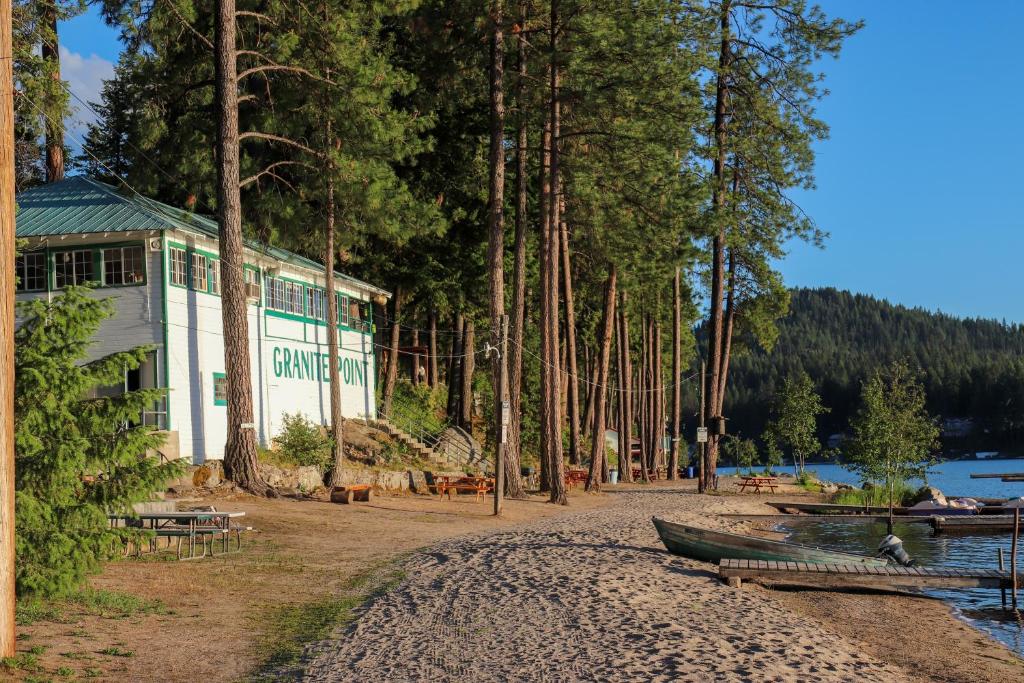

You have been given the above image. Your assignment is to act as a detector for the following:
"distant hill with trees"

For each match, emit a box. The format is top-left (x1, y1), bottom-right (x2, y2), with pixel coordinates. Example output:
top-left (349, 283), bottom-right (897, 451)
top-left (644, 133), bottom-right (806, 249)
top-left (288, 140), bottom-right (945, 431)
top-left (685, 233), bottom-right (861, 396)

top-left (722, 288), bottom-right (1024, 451)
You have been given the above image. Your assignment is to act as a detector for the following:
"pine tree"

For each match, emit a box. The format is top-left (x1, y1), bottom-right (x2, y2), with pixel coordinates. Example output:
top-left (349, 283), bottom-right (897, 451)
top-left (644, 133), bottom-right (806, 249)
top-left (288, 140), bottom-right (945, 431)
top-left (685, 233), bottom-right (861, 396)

top-left (14, 288), bottom-right (182, 596)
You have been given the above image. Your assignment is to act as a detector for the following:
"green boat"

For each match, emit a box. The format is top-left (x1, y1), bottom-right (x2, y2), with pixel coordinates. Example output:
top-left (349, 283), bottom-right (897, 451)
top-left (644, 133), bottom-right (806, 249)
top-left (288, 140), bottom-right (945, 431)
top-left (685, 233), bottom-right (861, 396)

top-left (651, 517), bottom-right (890, 566)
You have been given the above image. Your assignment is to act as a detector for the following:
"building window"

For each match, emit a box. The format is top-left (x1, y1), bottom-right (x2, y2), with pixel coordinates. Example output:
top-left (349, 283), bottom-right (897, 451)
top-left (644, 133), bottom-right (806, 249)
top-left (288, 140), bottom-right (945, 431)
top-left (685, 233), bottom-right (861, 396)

top-left (170, 247), bottom-right (187, 287)
top-left (337, 293), bottom-right (349, 326)
top-left (212, 372), bottom-right (227, 406)
top-left (191, 252), bottom-right (208, 292)
top-left (285, 281), bottom-right (303, 315)
top-left (244, 267), bottom-right (261, 301)
top-left (102, 246), bottom-right (145, 286)
top-left (54, 249), bottom-right (95, 288)
top-left (15, 252), bottom-right (46, 292)
top-left (266, 276), bottom-right (286, 311)
top-left (209, 260), bottom-right (220, 295)
top-left (307, 288), bottom-right (326, 321)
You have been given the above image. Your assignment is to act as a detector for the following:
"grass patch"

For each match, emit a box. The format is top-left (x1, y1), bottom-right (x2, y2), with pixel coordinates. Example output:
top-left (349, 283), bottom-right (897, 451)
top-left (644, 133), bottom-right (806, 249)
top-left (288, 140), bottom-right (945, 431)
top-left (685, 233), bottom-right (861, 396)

top-left (98, 646), bottom-right (134, 658)
top-left (1, 652), bottom-right (41, 672)
top-left (832, 482), bottom-right (916, 507)
top-left (56, 665), bottom-right (75, 677)
top-left (249, 556), bottom-right (409, 681)
top-left (17, 588), bottom-right (166, 629)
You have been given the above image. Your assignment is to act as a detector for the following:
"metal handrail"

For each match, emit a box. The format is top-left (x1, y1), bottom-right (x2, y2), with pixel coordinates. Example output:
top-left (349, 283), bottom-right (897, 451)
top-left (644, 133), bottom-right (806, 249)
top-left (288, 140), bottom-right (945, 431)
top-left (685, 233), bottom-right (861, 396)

top-left (377, 401), bottom-right (486, 472)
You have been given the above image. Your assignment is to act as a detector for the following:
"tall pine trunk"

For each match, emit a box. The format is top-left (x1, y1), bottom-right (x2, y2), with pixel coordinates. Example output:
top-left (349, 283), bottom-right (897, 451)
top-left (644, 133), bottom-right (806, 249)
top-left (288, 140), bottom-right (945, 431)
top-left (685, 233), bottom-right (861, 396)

top-left (617, 292), bottom-right (633, 483)
top-left (446, 312), bottom-right (464, 420)
top-left (215, 0), bottom-right (270, 496)
top-left (537, 91), bottom-right (552, 494)
top-left (42, 1), bottom-right (63, 182)
top-left (544, 0), bottom-right (566, 504)
top-left (586, 266), bottom-right (616, 492)
top-left (325, 154), bottom-right (346, 487)
top-left (459, 320), bottom-right (475, 432)
top-left (428, 311), bottom-right (439, 388)
top-left (382, 285), bottom-right (402, 415)
top-left (505, 2), bottom-right (529, 499)
top-left (705, 0), bottom-right (732, 478)
top-left (559, 210), bottom-right (581, 466)
top-left (581, 345), bottom-right (595, 442)
top-left (669, 267), bottom-right (681, 480)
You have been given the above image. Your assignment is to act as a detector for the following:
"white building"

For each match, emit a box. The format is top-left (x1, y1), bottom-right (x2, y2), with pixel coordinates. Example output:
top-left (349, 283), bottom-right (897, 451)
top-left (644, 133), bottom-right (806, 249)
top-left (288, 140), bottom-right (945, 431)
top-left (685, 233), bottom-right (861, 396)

top-left (14, 177), bottom-right (387, 463)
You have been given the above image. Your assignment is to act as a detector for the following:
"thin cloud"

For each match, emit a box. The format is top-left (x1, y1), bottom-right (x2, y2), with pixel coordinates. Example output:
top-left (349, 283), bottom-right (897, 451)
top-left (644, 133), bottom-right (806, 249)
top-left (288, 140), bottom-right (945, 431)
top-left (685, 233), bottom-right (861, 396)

top-left (60, 45), bottom-right (115, 144)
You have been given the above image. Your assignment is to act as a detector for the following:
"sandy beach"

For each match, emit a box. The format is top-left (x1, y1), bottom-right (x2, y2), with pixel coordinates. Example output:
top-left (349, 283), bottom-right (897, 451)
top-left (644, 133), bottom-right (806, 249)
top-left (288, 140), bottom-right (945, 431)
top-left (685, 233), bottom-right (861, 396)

top-left (299, 489), bottom-right (1021, 682)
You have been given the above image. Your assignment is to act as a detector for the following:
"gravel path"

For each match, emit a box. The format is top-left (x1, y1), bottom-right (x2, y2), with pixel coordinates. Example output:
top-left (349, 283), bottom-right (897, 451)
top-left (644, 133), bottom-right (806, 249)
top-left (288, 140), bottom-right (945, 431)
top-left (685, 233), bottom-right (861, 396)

top-left (302, 491), bottom-right (910, 682)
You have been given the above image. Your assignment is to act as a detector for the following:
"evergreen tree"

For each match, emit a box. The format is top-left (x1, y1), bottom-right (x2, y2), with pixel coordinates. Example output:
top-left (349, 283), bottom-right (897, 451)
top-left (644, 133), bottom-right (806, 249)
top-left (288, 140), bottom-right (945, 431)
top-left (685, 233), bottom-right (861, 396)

top-left (14, 288), bottom-right (183, 596)
top-left (77, 55), bottom-right (140, 182)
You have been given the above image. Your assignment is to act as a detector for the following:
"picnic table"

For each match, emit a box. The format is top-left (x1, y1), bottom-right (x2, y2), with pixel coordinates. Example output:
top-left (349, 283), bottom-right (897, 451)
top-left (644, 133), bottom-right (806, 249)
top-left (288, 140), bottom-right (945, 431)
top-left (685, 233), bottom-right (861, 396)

top-left (435, 475), bottom-right (494, 502)
top-left (735, 476), bottom-right (778, 494)
top-left (109, 510), bottom-right (248, 560)
top-left (565, 468), bottom-right (589, 489)
top-left (631, 467), bottom-right (667, 481)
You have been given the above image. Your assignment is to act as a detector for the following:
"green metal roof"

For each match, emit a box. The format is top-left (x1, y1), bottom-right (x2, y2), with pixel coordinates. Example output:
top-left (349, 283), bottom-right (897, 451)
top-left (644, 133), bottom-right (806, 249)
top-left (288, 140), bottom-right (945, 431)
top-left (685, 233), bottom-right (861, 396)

top-left (16, 176), bottom-right (389, 297)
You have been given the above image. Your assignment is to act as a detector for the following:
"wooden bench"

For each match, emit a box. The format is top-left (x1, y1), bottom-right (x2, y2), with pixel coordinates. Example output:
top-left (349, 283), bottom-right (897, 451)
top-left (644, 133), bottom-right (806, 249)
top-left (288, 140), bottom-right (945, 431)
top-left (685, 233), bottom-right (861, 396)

top-left (331, 484), bottom-right (373, 504)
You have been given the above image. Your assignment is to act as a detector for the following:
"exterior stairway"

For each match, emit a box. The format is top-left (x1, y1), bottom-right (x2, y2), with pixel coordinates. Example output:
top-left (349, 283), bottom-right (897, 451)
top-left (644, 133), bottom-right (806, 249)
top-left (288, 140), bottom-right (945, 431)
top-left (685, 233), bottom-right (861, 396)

top-left (374, 418), bottom-right (440, 464)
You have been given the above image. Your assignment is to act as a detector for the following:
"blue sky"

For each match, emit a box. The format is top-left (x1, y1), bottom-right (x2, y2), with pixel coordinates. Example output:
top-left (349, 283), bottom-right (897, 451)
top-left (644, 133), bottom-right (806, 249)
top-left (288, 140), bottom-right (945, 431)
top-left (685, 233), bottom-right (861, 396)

top-left (58, 2), bottom-right (1024, 322)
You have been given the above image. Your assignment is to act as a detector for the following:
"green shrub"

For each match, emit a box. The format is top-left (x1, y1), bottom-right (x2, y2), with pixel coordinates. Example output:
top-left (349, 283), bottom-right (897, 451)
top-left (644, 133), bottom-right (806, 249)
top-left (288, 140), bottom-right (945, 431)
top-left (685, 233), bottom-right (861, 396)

top-left (14, 287), bottom-right (183, 597)
top-left (273, 413), bottom-right (333, 469)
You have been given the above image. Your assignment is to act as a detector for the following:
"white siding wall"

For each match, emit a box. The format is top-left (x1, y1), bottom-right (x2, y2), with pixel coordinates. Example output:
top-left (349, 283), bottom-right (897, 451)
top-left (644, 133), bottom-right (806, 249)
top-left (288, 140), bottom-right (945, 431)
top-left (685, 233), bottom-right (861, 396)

top-left (15, 235), bottom-right (164, 364)
top-left (163, 230), bottom-right (378, 463)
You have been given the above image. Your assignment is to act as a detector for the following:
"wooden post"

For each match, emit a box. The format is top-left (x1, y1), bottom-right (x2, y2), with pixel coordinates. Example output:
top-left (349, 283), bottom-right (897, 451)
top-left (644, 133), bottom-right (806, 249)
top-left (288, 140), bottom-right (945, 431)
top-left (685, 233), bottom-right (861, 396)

top-left (493, 315), bottom-right (508, 516)
top-left (1012, 508), bottom-right (1020, 608)
top-left (999, 547), bottom-right (1006, 608)
top-left (0, 0), bottom-right (16, 656)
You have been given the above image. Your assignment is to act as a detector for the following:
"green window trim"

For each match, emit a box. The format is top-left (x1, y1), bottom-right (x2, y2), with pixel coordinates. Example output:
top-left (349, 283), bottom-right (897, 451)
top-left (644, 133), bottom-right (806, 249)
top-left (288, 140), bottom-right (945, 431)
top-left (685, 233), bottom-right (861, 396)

top-left (168, 241), bottom-right (234, 297)
top-left (212, 372), bottom-right (227, 406)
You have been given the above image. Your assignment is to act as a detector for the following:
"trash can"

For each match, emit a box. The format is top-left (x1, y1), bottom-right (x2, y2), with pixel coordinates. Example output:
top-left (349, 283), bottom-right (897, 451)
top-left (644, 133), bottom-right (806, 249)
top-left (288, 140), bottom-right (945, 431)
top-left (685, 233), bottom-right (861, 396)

top-left (609, 470), bottom-right (619, 485)
top-left (686, 466), bottom-right (695, 479)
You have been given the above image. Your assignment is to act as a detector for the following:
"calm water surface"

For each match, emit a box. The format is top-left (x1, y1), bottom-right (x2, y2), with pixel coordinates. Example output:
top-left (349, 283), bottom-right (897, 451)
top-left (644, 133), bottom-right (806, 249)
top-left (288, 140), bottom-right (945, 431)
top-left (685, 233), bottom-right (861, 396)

top-left (720, 459), bottom-right (1024, 655)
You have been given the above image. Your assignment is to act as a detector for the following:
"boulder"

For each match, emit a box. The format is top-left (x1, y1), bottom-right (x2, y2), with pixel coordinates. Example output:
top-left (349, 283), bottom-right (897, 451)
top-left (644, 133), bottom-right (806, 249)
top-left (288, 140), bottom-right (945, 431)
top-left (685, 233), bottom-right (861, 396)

top-left (407, 470), bottom-right (430, 494)
top-left (909, 485), bottom-right (946, 507)
top-left (434, 427), bottom-right (484, 471)
top-left (295, 466), bottom-right (325, 492)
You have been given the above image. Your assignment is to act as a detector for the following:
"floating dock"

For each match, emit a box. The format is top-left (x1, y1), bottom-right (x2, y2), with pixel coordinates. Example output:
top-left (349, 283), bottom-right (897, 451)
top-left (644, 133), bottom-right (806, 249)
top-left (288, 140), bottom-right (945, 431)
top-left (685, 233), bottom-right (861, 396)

top-left (719, 558), bottom-right (1021, 591)
top-left (931, 515), bottom-right (1021, 534)
top-left (721, 513), bottom-right (932, 524)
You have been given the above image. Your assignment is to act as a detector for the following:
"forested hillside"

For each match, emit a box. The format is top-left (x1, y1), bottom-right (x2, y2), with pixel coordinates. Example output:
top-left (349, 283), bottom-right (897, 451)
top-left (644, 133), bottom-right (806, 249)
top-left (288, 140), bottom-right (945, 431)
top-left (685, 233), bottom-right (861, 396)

top-left (723, 288), bottom-right (1024, 449)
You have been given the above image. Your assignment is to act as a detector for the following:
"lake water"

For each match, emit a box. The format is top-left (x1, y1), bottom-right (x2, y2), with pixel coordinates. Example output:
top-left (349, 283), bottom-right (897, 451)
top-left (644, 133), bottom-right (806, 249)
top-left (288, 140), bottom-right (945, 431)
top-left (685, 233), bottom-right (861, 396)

top-left (719, 459), bottom-right (1024, 655)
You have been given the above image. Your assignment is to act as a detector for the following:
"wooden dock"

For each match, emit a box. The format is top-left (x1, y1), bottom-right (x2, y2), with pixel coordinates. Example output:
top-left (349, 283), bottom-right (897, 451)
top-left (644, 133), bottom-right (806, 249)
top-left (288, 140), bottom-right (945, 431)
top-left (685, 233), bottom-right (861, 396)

top-left (719, 558), bottom-right (1020, 591)
top-left (931, 515), bottom-right (1020, 534)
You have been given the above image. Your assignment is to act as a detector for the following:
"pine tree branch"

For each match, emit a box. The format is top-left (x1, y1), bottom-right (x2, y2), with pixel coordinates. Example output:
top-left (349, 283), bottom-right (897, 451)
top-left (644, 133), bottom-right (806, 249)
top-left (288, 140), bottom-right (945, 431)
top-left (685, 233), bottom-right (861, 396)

top-left (236, 10), bottom-right (278, 25)
top-left (238, 131), bottom-right (322, 158)
top-left (237, 63), bottom-right (331, 84)
top-left (240, 160), bottom-right (316, 188)
top-left (161, 0), bottom-right (213, 50)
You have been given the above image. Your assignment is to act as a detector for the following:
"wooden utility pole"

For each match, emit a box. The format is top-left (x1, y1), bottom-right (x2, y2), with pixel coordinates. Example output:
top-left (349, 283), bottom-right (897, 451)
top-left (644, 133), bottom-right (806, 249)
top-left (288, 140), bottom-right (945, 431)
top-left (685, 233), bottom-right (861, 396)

top-left (493, 315), bottom-right (508, 516)
top-left (0, 0), bottom-right (17, 656)
top-left (698, 360), bottom-right (706, 493)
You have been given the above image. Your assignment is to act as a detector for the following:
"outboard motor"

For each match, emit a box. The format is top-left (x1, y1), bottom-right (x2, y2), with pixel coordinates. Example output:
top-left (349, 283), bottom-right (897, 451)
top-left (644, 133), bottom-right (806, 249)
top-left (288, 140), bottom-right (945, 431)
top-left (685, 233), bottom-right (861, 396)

top-left (877, 534), bottom-right (914, 566)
